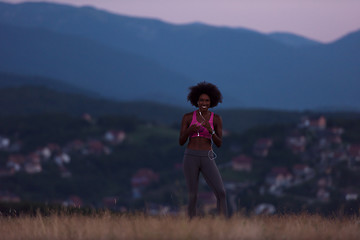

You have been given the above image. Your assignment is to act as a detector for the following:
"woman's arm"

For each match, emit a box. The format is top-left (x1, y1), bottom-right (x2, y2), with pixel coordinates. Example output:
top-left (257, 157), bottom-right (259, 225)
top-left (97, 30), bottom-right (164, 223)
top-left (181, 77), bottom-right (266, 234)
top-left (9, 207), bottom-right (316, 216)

top-left (200, 114), bottom-right (223, 148)
top-left (179, 114), bottom-right (198, 146)
top-left (211, 114), bottom-right (223, 148)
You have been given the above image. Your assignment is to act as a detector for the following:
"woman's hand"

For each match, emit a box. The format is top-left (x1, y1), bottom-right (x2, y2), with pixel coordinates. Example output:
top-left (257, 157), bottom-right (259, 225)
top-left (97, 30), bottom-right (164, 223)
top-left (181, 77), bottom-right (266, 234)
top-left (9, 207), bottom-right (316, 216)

top-left (188, 123), bottom-right (200, 135)
top-left (179, 113), bottom-right (202, 146)
top-left (201, 121), bottom-right (213, 134)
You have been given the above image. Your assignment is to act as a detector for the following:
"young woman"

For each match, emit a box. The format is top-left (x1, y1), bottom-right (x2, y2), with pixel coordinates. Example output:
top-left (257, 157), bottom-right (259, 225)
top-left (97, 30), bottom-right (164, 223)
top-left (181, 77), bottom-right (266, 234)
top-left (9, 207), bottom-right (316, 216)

top-left (179, 82), bottom-right (227, 218)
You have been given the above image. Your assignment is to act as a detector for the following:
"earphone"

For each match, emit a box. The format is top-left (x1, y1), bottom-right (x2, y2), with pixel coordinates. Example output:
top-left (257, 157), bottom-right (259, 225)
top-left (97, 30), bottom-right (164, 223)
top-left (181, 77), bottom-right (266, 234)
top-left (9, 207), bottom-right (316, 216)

top-left (199, 110), bottom-right (217, 161)
top-left (208, 147), bottom-right (217, 161)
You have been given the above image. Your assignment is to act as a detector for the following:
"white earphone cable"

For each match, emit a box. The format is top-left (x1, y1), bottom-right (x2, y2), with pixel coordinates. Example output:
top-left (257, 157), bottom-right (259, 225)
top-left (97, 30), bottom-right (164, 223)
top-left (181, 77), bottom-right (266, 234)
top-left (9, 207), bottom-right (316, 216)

top-left (199, 110), bottom-right (217, 160)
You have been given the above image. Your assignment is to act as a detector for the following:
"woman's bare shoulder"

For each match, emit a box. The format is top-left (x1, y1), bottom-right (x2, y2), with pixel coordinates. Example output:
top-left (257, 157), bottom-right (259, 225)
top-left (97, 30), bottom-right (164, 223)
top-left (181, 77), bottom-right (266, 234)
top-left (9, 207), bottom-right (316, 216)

top-left (183, 111), bottom-right (194, 119)
top-left (213, 113), bottom-right (222, 120)
top-left (213, 113), bottom-right (223, 124)
top-left (181, 111), bottom-right (194, 126)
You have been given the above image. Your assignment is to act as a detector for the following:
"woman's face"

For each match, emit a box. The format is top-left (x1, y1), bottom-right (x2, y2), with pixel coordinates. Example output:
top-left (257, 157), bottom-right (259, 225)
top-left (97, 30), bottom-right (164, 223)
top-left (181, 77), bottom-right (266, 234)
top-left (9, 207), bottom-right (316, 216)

top-left (198, 94), bottom-right (211, 111)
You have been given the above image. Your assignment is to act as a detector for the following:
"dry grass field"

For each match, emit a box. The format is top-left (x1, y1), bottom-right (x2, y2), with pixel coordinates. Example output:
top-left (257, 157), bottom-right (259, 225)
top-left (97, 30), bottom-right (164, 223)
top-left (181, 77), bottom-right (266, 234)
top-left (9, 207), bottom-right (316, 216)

top-left (1, 212), bottom-right (359, 240)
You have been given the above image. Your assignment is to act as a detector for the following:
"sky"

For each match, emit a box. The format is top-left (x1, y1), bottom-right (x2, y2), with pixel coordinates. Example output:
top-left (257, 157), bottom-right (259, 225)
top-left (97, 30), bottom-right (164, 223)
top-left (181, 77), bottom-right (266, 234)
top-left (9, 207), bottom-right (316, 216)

top-left (3, 0), bottom-right (360, 43)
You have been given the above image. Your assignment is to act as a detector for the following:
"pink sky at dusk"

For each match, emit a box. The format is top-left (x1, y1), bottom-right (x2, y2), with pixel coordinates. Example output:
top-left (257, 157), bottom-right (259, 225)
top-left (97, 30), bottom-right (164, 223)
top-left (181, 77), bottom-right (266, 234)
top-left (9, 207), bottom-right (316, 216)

top-left (2, 0), bottom-right (360, 43)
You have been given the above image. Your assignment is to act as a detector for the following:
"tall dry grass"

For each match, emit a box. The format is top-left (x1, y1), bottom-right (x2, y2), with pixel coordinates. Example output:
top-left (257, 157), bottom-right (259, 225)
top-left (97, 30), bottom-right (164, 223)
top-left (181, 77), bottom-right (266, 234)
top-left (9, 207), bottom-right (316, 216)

top-left (1, 212), bottom-right (359, 240)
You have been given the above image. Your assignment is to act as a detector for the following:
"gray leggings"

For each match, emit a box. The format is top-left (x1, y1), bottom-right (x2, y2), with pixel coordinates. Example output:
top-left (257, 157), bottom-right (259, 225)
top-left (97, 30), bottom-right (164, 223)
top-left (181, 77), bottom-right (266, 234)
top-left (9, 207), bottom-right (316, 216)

top-left (183, 148), bottom-right (227, 218)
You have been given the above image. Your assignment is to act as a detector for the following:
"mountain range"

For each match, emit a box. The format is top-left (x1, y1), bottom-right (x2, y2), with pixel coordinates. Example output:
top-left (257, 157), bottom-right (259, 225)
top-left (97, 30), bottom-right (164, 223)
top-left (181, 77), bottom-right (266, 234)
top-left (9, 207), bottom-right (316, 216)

top-left (2, 78), bottom-right (360, 134)
top-left (0, 1), bottom-right (359, 110)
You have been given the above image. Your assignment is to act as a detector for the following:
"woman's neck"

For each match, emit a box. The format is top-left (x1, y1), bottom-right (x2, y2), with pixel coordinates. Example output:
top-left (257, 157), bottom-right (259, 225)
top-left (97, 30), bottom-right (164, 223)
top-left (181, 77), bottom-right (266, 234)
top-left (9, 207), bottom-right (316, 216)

top-left (198, 109), bottom-right (209, 116)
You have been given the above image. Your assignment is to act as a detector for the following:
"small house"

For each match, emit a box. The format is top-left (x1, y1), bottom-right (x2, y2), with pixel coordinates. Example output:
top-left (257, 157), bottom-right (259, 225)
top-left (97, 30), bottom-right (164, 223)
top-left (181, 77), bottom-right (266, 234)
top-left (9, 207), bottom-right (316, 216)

top-left (317, 188), bottom-right (330, 202)
top-left (253, 138), bottom-right (273, 157)
top-left (299, 116), bottom-right (326, 130)
top-left (286, 134), bottom-right (306, 153)
top-left (232, 155), bottom-right (252, 171)
top-left (293, 164), bottom-right (313, 178)
top-left (266, 167), bottom-right (293, 187)
top-left (6, 154), bottom-right (25, 172)
top-left (348, 144), bottom-right (360, 161)
top-left (104, 130), bottom-right (126, 144)
top-left (24, 162), bottom-right (42, 174)
top-left (131, 168), bottom-right (159, 199)
top-left (0, 136), bottom-right (10, 150)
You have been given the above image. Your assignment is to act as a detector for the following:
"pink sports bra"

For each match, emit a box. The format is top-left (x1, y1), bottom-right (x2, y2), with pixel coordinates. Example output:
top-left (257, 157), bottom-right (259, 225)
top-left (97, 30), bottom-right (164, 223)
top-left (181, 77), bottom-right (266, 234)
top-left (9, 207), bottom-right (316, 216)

top-left (189, 111), bottom-right (214, 139)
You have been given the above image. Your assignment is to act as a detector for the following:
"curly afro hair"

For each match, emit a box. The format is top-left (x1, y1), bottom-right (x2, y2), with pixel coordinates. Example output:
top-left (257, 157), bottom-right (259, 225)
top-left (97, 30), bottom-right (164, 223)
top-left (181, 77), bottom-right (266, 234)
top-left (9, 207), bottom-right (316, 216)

top-left (187, 81), bottom-right (223, 108)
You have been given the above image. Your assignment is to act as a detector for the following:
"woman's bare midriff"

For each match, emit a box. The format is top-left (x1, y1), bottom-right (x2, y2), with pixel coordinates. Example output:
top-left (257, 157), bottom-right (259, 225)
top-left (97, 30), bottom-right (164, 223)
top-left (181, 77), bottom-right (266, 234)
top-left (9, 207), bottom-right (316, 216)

top-left (187, 137), bottom-right (212, 150)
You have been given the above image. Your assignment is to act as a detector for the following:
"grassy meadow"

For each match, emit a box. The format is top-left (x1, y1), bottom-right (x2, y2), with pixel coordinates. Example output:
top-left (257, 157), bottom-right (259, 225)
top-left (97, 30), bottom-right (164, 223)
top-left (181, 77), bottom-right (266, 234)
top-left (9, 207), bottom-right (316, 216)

top-left (1, 212), bottom-right (359, 240)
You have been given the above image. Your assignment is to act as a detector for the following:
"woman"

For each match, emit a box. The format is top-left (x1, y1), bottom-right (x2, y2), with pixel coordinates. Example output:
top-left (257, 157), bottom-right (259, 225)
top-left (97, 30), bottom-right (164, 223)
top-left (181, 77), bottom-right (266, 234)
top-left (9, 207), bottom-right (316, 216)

top-left (179, 81), bottom-right (227, 218)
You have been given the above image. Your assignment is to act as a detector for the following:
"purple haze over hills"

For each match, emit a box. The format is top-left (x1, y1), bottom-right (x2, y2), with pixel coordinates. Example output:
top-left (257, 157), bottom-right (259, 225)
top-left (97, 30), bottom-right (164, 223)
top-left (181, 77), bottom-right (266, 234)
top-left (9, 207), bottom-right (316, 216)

top-left (2, 0), bottom-right (360, 43)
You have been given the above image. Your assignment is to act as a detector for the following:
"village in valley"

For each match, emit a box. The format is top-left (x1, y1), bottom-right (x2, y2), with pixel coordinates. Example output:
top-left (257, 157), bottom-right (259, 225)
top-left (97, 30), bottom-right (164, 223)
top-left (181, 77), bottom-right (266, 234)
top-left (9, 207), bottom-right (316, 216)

top-left (0, 113), bottom-right (359, 216)
top-left (224, 116), bottom-right (360, 215)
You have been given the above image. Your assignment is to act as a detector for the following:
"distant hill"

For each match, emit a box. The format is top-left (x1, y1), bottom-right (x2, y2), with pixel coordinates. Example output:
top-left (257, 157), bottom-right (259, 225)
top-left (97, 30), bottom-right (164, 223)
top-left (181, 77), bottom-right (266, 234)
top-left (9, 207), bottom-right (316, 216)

top-left (0, 85), bottom-right (293, 133)
top-left (0, 72), bottom-right (98, 97)
top-left (268, 32), bottom-right (320, 47)
top-left (0, 2), bottom-right (359, 110)
top-left (0, 84), bottom-right (187, 125)
top-left (0, 22), bottom-right (193, 104)
top-left (1, 84), bottom-right (360, 133)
